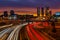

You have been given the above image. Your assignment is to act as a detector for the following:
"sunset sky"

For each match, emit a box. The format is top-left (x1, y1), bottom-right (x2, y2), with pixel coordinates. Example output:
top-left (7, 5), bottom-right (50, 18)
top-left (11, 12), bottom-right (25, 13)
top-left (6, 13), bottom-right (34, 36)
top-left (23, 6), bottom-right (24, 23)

top-left (0, 0), bottom-right (60, 8)
top-left (0, 0), bottom-right (60, 15)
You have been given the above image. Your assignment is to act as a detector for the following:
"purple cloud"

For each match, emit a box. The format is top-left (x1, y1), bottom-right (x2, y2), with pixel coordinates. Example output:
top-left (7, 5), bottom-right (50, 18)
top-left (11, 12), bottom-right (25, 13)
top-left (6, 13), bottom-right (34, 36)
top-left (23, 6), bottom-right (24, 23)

top-left (0, 0), bottom-right (60, 8)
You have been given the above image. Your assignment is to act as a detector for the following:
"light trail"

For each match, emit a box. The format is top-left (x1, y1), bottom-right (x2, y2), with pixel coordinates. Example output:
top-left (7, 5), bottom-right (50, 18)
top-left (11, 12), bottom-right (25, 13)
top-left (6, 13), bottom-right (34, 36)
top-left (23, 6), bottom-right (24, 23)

top-left (0, 24), bottom-right (13, 29)
top-left (7, 23), bottom-right (28, 40)
top-left (26, 25), bottom-right (36, 40)
top-left (26, 22), bottom-right (51, 40)
top-left (0, 28), bottom-right (14, 38)
top-left (29, 24), bottom-right (44, 40)
top-left (13, 28), bottom-right (20, 40)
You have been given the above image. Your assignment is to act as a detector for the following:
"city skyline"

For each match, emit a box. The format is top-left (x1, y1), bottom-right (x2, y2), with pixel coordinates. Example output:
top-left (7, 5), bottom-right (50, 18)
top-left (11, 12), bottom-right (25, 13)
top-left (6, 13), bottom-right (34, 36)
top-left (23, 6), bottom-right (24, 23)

top-left (0, 7), bottom-right (60, 15)
top-left (0, 0), bottom-right (60, 15)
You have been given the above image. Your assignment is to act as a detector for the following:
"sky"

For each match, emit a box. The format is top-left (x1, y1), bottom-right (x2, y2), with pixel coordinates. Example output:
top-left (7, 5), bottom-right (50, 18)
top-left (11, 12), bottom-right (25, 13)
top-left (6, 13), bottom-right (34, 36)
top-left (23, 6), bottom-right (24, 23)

top-left (0, 0), bottom-right (60, 8)
top-left (0, 0), bottom-right (60, 15)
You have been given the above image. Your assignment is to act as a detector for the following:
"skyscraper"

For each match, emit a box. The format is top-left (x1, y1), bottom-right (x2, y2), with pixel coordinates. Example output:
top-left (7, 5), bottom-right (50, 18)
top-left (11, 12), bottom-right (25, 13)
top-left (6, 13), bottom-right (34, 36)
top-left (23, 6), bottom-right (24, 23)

top-left (49, 11), bottom-right (52, 16)
top-left (45, 7), bottom-right (49, 16)
top-left (9, 10), bottom-right (17, 20)
top-left (37, 7), bottom-right (40, 17)
top-left (10, 10), bottom-right (15, 16)
top-left (41, 7), bottom-right (44, 16)
top-left (3, 11), bottom-right (8, 17)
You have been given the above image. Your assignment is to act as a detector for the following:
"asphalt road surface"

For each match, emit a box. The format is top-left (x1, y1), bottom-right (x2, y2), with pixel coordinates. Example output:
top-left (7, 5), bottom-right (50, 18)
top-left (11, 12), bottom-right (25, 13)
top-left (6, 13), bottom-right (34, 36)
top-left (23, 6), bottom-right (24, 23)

top-left (0, 22), bottom-right (60, 40)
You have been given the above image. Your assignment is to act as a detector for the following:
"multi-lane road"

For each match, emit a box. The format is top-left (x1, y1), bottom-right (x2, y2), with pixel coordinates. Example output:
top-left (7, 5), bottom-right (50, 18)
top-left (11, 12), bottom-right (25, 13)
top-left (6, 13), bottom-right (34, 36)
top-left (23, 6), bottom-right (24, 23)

top-left (0, 22), bottom-right (60, 40)
top-left (0, 23), bottom-right (28, 40)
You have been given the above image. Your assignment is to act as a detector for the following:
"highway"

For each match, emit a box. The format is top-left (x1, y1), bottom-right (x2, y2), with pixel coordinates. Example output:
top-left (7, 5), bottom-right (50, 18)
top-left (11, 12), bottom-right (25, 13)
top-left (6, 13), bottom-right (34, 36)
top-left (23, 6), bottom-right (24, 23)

top-left (7, 23), bottom-right (28, 40)
top-left (0, 24), bottom-right (17, 40)
top-left (0, 22), bottom-right (58, 40)
top-left (19, 22), bottom-right (56, 40)
top-left (0, 23), bottom-right (28, 40)
top-left (25, 22), bottom-right (55, 40)
top-left (0, 28), bottom-right (13, 38)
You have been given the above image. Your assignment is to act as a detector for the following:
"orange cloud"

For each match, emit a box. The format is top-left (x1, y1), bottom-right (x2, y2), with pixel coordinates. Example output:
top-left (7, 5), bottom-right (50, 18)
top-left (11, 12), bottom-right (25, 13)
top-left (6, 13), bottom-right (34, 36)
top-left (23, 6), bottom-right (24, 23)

top-left (0, 7), bottom-right (60, 15)
top-left (50, 9), bottom-right (60, 14)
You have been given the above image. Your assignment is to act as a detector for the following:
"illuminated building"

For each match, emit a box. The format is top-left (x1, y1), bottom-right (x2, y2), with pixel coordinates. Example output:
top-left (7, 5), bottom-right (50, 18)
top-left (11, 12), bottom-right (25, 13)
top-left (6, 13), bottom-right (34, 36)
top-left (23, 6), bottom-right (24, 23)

top-left (36, 7), bottom-right (52, 21)
top-left (45, 7), bottom-right (49, 16)
top-left (44, 8), bottom-right (46, 17)
top-left (37, 7), bottom-right (40, 17)
top-left (40, 10), bottom-right (42, 17)
top-left (49, 11), bottom-right (52, 16)
top-left (3, 11), bottom-right (8, 17)
top-left (33, 14), bottom-right (37, 16)
top-left (9, 10), bottom-right (17, 20)
top-left (8, 14), bottom-right (17, 20)
top-left (10, 10), bottom-right (15, 16)
top-left (54, 12), bottom-right (60, 19)
top-left (41, 7), bottom-right (44, 16)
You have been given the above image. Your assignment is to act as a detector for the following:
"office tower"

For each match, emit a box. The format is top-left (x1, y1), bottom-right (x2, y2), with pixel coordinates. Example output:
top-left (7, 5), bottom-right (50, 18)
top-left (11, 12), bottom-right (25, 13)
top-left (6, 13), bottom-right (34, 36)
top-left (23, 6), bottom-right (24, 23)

top-left (9, 10), bottom-right (17, 20)
top-left (10, 10), bottom-right (15, 16)
top-left (37, 7), bottom-right (40, 17)
top-left (44, 8), bottom-right (46, 16)
top-left (45, 7), bottom-right (49, 16)
top-left (41, 7), bottom-right (44, 16)
top-left (3, 11), bottom-right (8, 17)
top-left (49, 11), bottom-right (52, 16)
